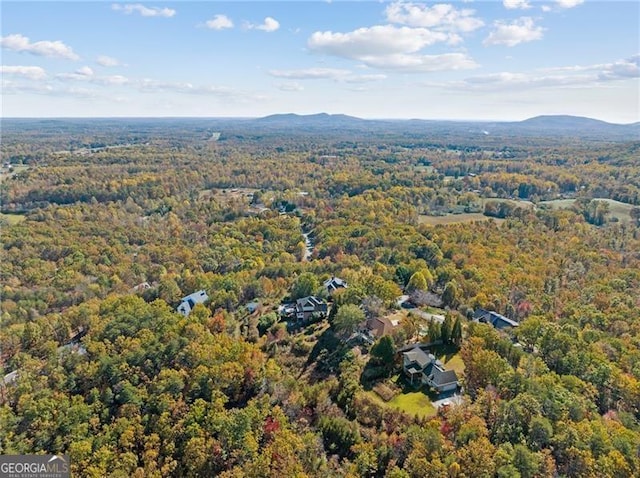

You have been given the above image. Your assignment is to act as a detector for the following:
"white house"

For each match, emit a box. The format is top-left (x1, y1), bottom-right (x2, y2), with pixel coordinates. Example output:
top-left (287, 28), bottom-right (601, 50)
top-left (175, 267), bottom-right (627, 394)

top-left (324, 277), bottom-right (347, 295)
top-left (177, 290), bottom-right (209, 317)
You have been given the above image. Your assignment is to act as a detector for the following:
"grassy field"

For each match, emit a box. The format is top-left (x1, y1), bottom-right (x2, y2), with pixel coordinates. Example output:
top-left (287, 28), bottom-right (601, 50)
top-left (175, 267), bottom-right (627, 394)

top-left (0, 165), bottom-right (29, 183)
top-left (418, 213), bottom-right (505, 226)
top-left (478, 197), bottom-right (535, 209)
top-left (431, 345), bottom-right (466, 376)
top-left (0, 213), bottom-right (26, 225)
top-left (387, 391), bottom-right (437, 418)
top-left (539, 198), bottom-right (636, 223)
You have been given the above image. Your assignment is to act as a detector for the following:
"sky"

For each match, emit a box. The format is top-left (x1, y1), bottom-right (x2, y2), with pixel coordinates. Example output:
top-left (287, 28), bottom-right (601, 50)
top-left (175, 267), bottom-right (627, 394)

top-left (1, 1), bottom-right (639, 122)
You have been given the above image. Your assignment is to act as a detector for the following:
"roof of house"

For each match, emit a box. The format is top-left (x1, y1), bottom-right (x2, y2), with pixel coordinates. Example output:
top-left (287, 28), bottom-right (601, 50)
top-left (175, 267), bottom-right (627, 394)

top-left (430, 369), bottom-right (459, 387)
top-left (367, 316), bottom-right (394, 338)
top-left (296, 296), bottom-right (326, 307)
top-left (180, 290), bottom-right (209, 304)
top-left (324, 276), bottom-right (348, 291)
top-left (403, 346), bottom-right (432, 369)
top-left (474, 308), bottom-right (519, 328)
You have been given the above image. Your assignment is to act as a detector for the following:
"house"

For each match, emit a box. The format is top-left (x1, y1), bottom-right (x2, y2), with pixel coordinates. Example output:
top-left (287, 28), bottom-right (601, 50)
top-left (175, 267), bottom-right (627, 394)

top-left (132, 281), bottom-right (151, 292)
top-left (295, 296), bottom-right (328, 322)
top-left (402, 346), bottom-right (459, 394)
top-left (474, 308), bottom-right (519, 330)
top-left (365, 316), bottom-right (395, 339)
top-left (246, 301), bottom-right (260, 314)
top-left (177, 290), bottom-right (209, 317)
top-left (324, 276), bottom-right (347, 295)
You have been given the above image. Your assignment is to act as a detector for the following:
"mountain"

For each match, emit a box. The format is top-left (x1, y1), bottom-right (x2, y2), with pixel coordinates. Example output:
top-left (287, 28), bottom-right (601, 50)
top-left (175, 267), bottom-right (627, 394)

top-left (255, 113), bottom-right (369, 130)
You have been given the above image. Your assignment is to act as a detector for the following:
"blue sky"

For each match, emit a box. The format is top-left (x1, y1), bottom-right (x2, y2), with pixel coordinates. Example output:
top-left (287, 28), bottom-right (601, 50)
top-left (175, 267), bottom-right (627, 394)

top-left (1, 1), bottom-right (638, 122)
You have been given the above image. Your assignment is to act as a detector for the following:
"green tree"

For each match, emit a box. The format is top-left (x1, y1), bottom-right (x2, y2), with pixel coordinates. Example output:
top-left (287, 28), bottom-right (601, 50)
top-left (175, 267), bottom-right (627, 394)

top-left (291, 272), bottom-right (319, 300)
top-left (442, 280), bottom-right (460, 308)
top-left (407, 271), bottom-right (428, 292)
top-left (333, 304), bottom-right (365, 338)
top-left (370, 335), bottom-right (395, 369)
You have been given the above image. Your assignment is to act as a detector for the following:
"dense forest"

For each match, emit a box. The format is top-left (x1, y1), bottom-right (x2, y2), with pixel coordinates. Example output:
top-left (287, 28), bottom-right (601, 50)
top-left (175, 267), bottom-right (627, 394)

top-left (1, 118), bottom-right (639, 477)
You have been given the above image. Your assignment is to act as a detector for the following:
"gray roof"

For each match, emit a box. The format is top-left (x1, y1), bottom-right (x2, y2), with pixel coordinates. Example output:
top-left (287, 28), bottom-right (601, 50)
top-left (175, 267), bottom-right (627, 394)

top-left (430, 369), bottom-right (459, 387)
top-left (403, 346), bottom-right (431, 369)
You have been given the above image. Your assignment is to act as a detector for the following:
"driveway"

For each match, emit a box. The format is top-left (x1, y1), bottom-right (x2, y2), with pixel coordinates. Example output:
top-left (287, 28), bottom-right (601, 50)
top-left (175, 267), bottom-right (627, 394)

top-left (432, 392), bottom-right (463, 409)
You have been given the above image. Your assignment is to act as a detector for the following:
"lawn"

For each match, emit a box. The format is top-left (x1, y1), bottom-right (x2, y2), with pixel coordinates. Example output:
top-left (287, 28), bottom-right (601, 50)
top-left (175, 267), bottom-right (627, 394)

top-left (430, 344), bottom-right (466, 376)
top-left (539, 198), bottom-right (636, 223)
top-left (418, 213), bottom-right (505, 226)
top-left (387, 391), bottom-right (437, 418)
top-left (0, 213), bottom-right (26, 225)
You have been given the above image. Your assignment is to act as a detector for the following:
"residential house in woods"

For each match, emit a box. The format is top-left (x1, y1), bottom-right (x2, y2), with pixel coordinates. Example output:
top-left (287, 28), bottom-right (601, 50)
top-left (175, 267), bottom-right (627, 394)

top-left (402, 346), bottom-right (459, 394)
top-left (473, 308), bottom-right (519, 330)
top-left (295, 296), bottom-right (328, 322)
top-left (365, 316), bottom-right (395, 339)
top-left (177, 290), bottom-right (209, 317)
top-left (324, 276), bottom-right (347, 295)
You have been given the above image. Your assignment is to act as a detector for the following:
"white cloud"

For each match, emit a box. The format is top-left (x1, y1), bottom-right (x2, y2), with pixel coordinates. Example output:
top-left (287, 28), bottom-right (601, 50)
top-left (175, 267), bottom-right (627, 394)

top-left (269, 67), bottom-right (387, 83)
top-left (308, 25), bottom-right (477, 72)
top-left (541, 5), bottom-right (552, 12)
top-left (0, 65), bottom-right (47, 80)
top-left (503, 0), bottom-right (531, 9)
top-left (206, 14), bottom-right (233, 30)
top-left (309, 25), bottom-right (449, 58)
top-left (97, 55), bottom-right (119, 67)
top-left (112, 3), bottom-right (176, 18)
top-left (269, 68), bottom-right (352, 80)
top-left (437, 55), bottom-right (640, 91)
top-left (248, 17), bottom-right (280, 32)
top-left (363, 52), bottom-right (478, 72)
top-left (1, 33), bottom-right (79, 60)
top-left (56, 67), bottom-right (130, 86)
top-left (484, 17), bottom-right (544, 47)
top-left (555, 0), bottom-right (584, 8)
top-left (276, 82), bottom-right (304, 92)
top-left (385, 2), bottom-right (484, 32)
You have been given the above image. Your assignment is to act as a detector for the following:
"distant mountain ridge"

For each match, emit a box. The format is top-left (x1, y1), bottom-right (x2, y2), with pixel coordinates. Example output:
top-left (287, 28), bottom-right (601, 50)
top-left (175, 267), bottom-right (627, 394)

top-left (250, 113), bottom-right (639, 141)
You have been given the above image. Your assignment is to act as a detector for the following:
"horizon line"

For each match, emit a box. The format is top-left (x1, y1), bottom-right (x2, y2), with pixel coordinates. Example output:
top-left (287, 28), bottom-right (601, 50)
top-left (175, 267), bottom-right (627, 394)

top-left (1, 113), bottom-right (638, 126)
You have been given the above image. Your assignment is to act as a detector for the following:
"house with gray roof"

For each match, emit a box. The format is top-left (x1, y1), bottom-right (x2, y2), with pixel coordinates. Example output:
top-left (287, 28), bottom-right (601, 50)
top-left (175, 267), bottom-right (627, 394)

top-left (324, 276), bottom-right (347, 295)
top-left (473, 308), bottom-right (519, 330)
top-left (177, 290), bottom-right (209, 317)
top-left (402, 346), bottom-right (459, 394)
top-left (295, 296), bottom-right (328, 322)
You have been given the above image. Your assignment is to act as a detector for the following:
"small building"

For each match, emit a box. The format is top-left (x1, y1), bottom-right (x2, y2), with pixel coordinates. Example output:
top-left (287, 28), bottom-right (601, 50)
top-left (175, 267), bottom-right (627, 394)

top-left (474, 308), bottom-right (519, 330)
top-left (324, 276), bottom-right (347, 295)
top-left (295, 296), bottom-right (328, 322)
top-left (177, 290), bottom-right (209, 317)
top-left (132, 281), bottom-right (151, 292)
top-left (402, 346), bottom-right (459, 394)
top-left (365, 316), bottom-right (395, 339)
top-left (246, 301), bottom-right (260, 314)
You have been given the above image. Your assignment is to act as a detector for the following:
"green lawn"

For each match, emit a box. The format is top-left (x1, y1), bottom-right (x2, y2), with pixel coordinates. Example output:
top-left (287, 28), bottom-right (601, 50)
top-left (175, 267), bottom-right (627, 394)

top-left (0, 213), bottom-right (26, 225)
top-left (418, 213), bottom-right (505, 226)
top-left (387, 391), bottom-right (437, 418)
top-left (539, 198), bottom-right (636, 223)
top-left (430, 344), bottom-right (466, 376)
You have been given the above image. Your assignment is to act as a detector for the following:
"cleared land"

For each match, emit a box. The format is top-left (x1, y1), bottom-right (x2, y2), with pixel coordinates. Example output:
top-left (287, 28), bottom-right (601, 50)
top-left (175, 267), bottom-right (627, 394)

top-left (419, 213), bottom-right (505, 226)
top-left (387, 391), bottom-right (437, 418)
top-left (540, 198), bottom-right (636, 223)
top-left (0, 213), bottom-right (26, 225)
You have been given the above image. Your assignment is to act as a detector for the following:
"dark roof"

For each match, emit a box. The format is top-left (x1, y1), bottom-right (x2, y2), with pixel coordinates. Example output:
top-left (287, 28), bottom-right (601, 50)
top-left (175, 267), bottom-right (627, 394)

top-left (430, 369), bottom-right (459, 386)
top-left (474, 308), bottom-right (519, 328)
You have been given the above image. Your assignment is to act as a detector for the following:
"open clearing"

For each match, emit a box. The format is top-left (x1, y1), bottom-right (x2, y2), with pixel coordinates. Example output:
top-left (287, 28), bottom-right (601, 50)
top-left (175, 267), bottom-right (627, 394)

top-left (387, 391), bottom-right (437, 418)
top-left (0, 213), bottom-right (26, 225)
top-left (419, 213), bottom-right (505, 226)
top-left (540, 198), bottom-right (636, 223)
